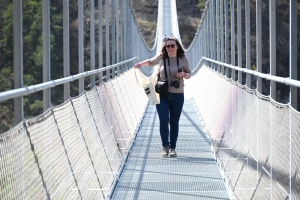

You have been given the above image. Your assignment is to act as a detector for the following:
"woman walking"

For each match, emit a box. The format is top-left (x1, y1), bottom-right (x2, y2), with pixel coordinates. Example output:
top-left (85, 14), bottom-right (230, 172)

top-left (134, 35), bottom-right (191, 157)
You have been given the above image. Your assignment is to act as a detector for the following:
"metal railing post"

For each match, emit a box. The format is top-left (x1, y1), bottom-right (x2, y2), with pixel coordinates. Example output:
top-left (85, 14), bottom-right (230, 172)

top-left (63, 0), bottom-right (70, 101)
top-left (106, 0), bottom-right (110, 81)
top-left (98, 0), bottom-right (103, 84)
top-left (245, 0), bottom-right (251, 88)
top-left (270, 0), bottom-right (276, 100)
top-left (212, 0), bottom-right (216, 71)
top-left (220, 0), bottom-right (224, 75)
top-left (90, 0), bottom-right (96, 88)
top-left (111, 0), bottom-right (116, 78)
top-left (13, 0), bottom-right (24, 124)
top-left (42, 0), bottom-right (51, 111)
top-left (116, 0), bottom-right (120, 75)
top-left (123, 0), bottom-right (127, 70)
top-left (289, 0), bottom-right (297, 110)
top-left (231, 0), bottom-right (236, 80)
top-left (225, 0), bottom-right (229, 77)
top-left (120, 0), bottom-right (124, 70)
top-left (210, 0), bottom-right (214, 68)
top-left (256, 0), bottom-right (262, 93)
top-left (123, 1), bottom-right (126, 73)
top-left (202, 19), bottom-right (208, 60)
top-left (78, 0), bottom-right (84, 93)
top-left (237, 0), bottom-right (242, 84)
top-left (216, 0), bottom-right (220, 72)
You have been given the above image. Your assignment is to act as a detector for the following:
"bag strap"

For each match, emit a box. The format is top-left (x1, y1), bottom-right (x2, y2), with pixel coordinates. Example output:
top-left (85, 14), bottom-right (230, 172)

top-left (158, 58), bottom-right (168, 82)
top-left (134, 68), bottom-right (144, 87)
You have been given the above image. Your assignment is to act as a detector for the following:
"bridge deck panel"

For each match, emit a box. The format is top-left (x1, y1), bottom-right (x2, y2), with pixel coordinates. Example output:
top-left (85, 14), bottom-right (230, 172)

top-left (111, 99), bottom-right (230, 199)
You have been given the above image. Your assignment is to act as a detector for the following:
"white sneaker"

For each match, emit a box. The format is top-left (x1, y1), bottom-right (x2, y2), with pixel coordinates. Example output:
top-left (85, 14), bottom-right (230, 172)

top-left (161, 147), bottom-right (169, 158)
top-left (169, 148), bottom-right (177, 157)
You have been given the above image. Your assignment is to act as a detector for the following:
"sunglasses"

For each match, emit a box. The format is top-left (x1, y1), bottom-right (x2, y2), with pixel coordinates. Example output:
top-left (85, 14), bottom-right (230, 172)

top-left (166, 44), bottom-right (176, 49)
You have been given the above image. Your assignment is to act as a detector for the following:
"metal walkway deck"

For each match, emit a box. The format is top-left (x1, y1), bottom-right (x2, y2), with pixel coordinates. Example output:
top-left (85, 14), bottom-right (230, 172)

top-left (111, 99), bottom-right (231, 199)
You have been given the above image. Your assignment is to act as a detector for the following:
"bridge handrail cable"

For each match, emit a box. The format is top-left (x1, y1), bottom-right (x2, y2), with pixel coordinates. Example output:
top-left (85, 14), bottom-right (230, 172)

top-left (194, 57), bottom-right (300, 89)
top-left (0, 58), bottom-right (137, 102)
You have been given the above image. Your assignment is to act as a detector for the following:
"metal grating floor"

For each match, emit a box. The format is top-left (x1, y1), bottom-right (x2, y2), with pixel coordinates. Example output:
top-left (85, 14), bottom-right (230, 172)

top-left (111, 99), bottom-right (231, 200)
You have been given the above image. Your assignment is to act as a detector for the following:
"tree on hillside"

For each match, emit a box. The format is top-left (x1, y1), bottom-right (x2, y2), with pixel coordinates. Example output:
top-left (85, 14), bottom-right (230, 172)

top-left (0, 2), bottom-right (14, 131)
top-left (0, 0), bottom-right (64, 132)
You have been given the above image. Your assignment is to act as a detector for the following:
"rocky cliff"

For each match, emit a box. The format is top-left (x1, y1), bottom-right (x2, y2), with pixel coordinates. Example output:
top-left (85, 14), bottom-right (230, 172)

top-left (131, 0), bottom-right (202, 48)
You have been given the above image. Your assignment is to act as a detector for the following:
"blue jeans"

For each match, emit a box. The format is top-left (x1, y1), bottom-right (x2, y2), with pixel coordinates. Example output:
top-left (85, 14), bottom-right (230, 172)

top-left (156, 92), bottom-right (184, 149)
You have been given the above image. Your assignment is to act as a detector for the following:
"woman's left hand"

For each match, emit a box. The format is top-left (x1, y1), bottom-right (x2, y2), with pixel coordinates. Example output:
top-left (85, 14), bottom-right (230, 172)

top-left (177, 71), bottom-right (186, 78)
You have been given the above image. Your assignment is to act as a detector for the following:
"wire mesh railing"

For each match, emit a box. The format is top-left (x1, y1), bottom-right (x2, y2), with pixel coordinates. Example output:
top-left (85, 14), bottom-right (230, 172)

top-left (185, 65), bottom-right (300, 200)
top-left (0, 69), bottom-right (148, 200)
top-left (184, 1), bottom-right (299, 197)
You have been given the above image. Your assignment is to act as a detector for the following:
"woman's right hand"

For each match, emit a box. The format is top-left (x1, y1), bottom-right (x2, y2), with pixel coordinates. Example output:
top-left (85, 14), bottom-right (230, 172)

top-left (134, 63), bottom-right (142, 68)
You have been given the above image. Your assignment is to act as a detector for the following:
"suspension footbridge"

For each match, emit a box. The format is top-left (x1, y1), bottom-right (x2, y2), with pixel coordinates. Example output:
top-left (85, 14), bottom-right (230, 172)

top-left (0, 0), bottom-right (299, 200)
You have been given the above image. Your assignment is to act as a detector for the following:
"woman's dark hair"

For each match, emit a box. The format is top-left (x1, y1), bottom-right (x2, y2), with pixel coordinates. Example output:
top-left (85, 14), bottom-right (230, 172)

top-left (161, 35), bottom-right (185, 59)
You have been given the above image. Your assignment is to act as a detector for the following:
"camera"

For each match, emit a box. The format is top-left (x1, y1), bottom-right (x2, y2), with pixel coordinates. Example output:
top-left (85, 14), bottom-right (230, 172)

top-left (170, 80), bottom-right (180, 88)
